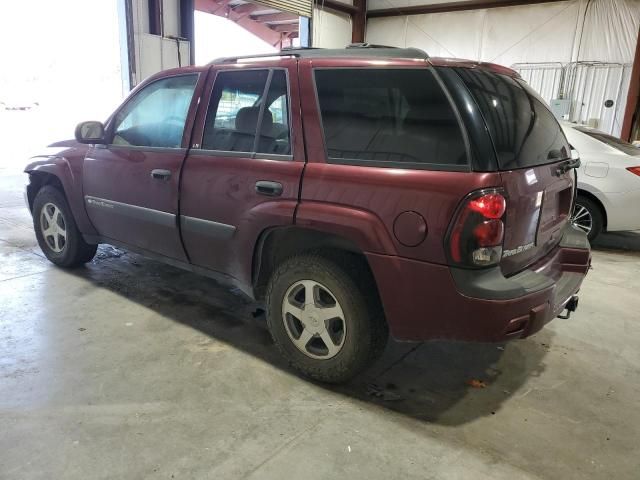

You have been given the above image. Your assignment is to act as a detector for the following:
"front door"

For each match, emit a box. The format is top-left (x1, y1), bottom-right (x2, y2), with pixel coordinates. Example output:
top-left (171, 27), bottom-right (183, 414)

top-left (83, 73), bottom-right (202, 260)
top-left (180, 62), bottom-right (305, 286)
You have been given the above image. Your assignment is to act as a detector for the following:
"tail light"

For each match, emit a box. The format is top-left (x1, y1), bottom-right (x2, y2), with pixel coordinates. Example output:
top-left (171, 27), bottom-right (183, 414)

top-left (446, 189), bottom-right (506, 268)
top-left (626, 166), bottom-right (640, 177)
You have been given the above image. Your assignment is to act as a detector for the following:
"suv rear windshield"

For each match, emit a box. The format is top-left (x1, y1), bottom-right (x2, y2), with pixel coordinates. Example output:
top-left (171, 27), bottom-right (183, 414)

top-left (574, 126), bottom-right (640, 157)
top-left (314, 69), bottom-right (468, 170)
top-left (456, 68), bottom-right (570, 170)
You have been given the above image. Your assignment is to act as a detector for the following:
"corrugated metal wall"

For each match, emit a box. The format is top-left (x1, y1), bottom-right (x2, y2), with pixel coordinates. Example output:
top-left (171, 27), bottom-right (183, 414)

top-left (513, 61), bottom-right (632, 135)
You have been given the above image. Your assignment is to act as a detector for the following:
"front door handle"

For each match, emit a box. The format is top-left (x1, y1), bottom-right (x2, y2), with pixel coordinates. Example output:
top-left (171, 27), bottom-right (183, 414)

top-left (151, 169), bottom-right (171, 181)
top-left (255, 180), bottom-right (283, 197)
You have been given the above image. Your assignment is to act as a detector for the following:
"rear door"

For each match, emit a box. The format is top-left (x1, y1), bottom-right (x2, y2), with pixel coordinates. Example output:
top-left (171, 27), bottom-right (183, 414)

top-left (455, 68), bottom-right (575, 275)
top-left (179, 60), bottom-right (304, 285)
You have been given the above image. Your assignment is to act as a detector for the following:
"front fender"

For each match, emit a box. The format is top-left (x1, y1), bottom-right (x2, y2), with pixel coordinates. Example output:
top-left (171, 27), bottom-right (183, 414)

top-left (24, 145), bottom-right (97, 236)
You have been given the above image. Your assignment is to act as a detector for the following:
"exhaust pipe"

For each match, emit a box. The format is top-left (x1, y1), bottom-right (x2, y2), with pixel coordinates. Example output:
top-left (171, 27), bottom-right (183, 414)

top-left (558, 295), bottom-right (579, 319)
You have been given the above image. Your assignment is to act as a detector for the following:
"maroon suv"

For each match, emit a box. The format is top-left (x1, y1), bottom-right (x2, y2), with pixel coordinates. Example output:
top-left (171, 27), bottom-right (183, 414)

top-left (25, 46), bottom-right (591, 383)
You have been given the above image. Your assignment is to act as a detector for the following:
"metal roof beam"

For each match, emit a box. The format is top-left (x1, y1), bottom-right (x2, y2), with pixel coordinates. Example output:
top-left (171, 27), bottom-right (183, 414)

top-left (195, 0), bottom-right (283, 45)
top-left (231, 2), bottom-right (260, 13)
top-left (251, 12), bottom-right (299, 22)
top-left (314, 0), bottom-right (358, 14)
top-left (271, 23), bottom-right (299, 32)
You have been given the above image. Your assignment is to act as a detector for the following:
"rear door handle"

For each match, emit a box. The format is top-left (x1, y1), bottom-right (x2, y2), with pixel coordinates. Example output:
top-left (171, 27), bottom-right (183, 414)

top-left (151, 169), bottom-right (171, 181)
top-left (255, 180), bottom-right (283, 197)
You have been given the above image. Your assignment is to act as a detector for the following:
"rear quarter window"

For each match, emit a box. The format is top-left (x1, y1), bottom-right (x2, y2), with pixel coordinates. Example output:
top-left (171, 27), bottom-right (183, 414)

top-left (456, 68), bottom-right (570, 170)
top-left (314, 68), bottom-right (468, 170)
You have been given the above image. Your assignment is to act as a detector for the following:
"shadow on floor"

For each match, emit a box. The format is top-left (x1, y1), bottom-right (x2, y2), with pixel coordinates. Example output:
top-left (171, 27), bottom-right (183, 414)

top-left (592, 230), bottom-right (640, 252)
top-left (67, 244), bottom-right (553, 427)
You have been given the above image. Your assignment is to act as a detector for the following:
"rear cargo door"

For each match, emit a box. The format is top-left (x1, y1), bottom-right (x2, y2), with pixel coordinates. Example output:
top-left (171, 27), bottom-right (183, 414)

top-left (456, 68), bottom-right (574, 275)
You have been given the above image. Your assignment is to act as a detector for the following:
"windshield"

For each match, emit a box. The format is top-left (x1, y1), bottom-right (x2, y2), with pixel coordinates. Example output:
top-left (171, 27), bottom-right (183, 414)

top-left (456, 68), bottom-right (570, 170)
top-left (574, 126), bottom-right (640, 157)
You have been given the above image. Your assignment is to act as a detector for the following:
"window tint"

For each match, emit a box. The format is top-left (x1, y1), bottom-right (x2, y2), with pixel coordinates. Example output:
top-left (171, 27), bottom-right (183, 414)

top-left (456, 68), bottom-right (570, 170)
top-left (113, 75), bottom-right (197, 148)
top-left (314, 69), bottom-right (467, 168)
top-left (203, 70), bottom-right (267, 152)
top-left (202, 69), bottom-right (291, 155)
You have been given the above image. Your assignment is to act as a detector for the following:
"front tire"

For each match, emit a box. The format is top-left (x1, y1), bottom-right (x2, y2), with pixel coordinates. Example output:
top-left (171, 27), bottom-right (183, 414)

top-left (266, 253), bottom-right (388, 384)
top-left (33, 186), bottom-right (97, 267)
top-left (572, 195), bottom-right (603, 242)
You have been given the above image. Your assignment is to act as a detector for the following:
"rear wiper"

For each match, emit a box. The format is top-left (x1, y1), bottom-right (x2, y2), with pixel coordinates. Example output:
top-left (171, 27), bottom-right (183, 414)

top-left (556, 157), bottom-right (581, 176)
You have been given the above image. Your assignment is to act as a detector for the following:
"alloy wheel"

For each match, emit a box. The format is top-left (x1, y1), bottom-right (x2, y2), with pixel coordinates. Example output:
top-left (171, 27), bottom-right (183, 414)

top-left (282, 280), bottom-right (346, 359)
top-left (571, 203), bottom-right (593, 234)
top-left (40, 202), bottom-right (67, 253)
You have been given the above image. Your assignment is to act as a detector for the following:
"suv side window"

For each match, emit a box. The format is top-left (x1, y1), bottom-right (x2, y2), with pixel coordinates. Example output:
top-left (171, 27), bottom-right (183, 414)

top-left (112, 74), bottom-right (198, 148)
top-left (262, 71), bottom-right (290, 155)
top-left (202, 69), bottom-right (291, 156)
top-left (314, 68), bottom-right (467, 169)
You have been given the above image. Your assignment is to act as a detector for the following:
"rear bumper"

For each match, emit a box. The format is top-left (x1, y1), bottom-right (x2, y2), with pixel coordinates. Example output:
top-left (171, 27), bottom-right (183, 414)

top-left (367, 224), bottom-right (591, 342)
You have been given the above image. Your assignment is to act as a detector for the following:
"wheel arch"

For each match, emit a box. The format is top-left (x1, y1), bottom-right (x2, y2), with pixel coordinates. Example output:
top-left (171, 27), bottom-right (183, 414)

top-left (26, 171), bottom-right (66, 212)
top-left (252, 226), bottom-right (383, 305)
top-left (576, 188), bottom-right (608, 230)
top-left (25, 161), bottom-right (97, 235)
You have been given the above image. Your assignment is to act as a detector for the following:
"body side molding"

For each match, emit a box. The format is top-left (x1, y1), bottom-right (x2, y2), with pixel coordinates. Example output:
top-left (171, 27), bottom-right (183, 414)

top-left (84, 195), bottom-right (175, 228)
top-left (180, 215), bottom-right (236, 239)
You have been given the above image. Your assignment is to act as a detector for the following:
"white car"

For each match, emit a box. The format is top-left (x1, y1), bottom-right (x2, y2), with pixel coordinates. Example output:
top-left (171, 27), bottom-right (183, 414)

top-left (562, 123), bottom-right (640, 241)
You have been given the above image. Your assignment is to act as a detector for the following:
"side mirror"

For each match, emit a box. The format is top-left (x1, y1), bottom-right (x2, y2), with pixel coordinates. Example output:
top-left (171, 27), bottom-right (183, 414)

top-left (75, 121), bottom-right (106, 144)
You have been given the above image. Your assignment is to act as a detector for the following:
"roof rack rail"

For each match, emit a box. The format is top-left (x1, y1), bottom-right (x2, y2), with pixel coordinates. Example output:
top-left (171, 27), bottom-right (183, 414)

top-left (209, 45), bottom-right (429, 64)
top-left (209, 51), bottom-right (302, 65)
top-left (281, 46), bottom-right (323, 52)
top-left (346, 43), bottom-right (397, 49)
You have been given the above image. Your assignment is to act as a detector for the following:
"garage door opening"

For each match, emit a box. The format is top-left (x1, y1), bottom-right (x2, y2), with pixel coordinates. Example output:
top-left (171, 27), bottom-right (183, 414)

top-left (0, 0), bottom-right (122, 173)
top-left (195, 0), bottom-right (305, 64)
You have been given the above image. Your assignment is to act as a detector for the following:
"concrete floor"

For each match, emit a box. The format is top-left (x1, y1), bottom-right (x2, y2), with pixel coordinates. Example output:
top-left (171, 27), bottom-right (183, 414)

top-left (1, 165), bottom-right (640, 479)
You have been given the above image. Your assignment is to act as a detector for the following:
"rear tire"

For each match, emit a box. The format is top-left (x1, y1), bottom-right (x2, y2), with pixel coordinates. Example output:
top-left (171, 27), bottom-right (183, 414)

top-left (572, 195), bottom-right (603, 242)
top-left (33, 186), bottom-right (97, 267)
top-left (266, 252), bottom-right (388, 384)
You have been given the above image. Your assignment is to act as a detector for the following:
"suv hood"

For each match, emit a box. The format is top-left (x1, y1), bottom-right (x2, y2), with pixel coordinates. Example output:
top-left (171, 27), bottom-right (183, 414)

top-left (24, 140), bottom-right (89, 173)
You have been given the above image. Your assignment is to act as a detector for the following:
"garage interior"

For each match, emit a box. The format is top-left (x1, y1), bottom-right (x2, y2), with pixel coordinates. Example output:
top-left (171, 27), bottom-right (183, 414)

top-left (1, 0), bottom-right (640, 479)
